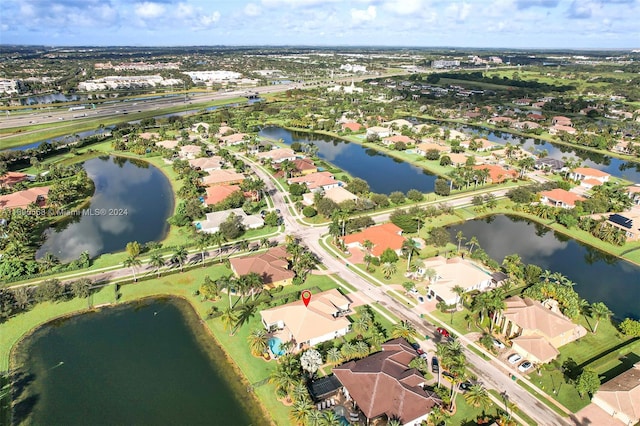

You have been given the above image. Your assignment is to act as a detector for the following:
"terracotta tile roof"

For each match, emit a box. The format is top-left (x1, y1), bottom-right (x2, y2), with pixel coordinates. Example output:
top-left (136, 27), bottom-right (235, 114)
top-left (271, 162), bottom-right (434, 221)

top-left (155, 140), bottom-right (179, 150)
top-left (582, 178), bottom-right (604, 187)
top-left (540, 188), bottom-right (585, 207)
top-left (503, 296), bottom-right (577, 341)
top-left (189, 156), bottom-right (224, 171)
top-left (180, 144), bottom-right (201, 153)
top-left (220, 133), bottom-right (248, 145)
top-left (416, 142), bottom-right (448, 153)
top-left (288, 171), bottom-right (339, 191)
top-left (552, 116), bottom-right (572, 126)
top-left (512, 335), bottom-right (559, 364)
top-left (333, 338), bottom-right (441, 424)
top-left (472, 165), bottom-right (517, 183)
top-left (323, 187), bottom-right (358, 204)
top-left (341, 122), bottom-right (363, 132)
top-left (204, 184), bottom-right (241, 206)
top-left (260, 289), bottom-right (352, 342)
top-left (382, 135), bottom-right (414, 145)
top-left (255, 148), bottom-right (296, 162)
top-left (574, 167), bottom-right (610, 178)
top-left (0, 172), bottom-right (28, 187)
top-left (550, 124), bottom-right (576, 134)
top-left (292, 158), bottom-right (317, 173)
top-left (0, 186), bottom-right (50, 209)
top-left (342, 223), bottom-right (405, 257)
top-left (231, 246), bottom-right (294, 286)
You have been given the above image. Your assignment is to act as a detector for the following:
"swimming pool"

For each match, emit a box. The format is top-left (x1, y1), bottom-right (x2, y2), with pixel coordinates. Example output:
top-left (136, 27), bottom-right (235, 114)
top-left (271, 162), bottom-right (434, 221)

top-left (268, 337), bottom-right (286, 356)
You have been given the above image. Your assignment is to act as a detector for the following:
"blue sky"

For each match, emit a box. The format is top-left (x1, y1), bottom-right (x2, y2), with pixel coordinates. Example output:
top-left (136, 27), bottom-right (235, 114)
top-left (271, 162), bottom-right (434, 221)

top-left (1, 0), bottom-right (638, 48)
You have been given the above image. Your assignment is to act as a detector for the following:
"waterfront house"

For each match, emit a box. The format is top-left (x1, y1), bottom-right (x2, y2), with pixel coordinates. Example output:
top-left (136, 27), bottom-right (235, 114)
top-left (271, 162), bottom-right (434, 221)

top-left (0, 186), bottom-right (50, 210)
top-left (415, 142), bottom-right (449, 156)
top-left (366, 126), bottom-right (391, 139)
top-left (472, 164), bottom-right (518, 183)
top-left (569, 167), bottom-right (610, 187)
top-left (178, 144), bottom-right (202, 160)
top-left (194, 208), bottom-right (263, 234)
top-left (539, 188), bottom-right (585, 209)
top-left (496, 296), bottom-right (587, 364)
top-left (592, 362), bottom-right (640, 426)
top-left (607, 212), bottom-right (640, 242)
top-left (260, 289), bottom-right (352, 347)
top-left (188, 156), bottom-right (224, 172)
top-left (231, 246), bottom-right (295, 288)
top-left (422, 256), bottom-right (493, 306)
top-left (0, 171), bottom-right (28, 188)
top-left (549, 124), bottom-right (577, 135)
top-left (333, 338), bottom-right (441, 426)
top-left (461, 138), bottom-right (496, 152)
top-left (534, 158), bottom-right (565, 173)
top-left (255, 148), bottom-right (297, 164)
top-left (203, 184), bottom-right (242, 206)
top-left (341, 122), bottom-right (363, 132)
top-left (552, 116), bottom-right (573, 127)
top-left (155, 140), bottom-right (179, 150)
top-left (201, 169), bottom-right (246, 187)
top-left (288, 171), bottom-right (341, 192)
top-left (220, 133), bottom-right (249, 147)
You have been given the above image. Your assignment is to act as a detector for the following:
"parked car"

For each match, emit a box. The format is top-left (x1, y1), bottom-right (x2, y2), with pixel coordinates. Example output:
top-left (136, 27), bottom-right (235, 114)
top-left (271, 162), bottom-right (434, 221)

top-left (507, 353), bottom-right (522, 364)
top-left (518, 361), bottom-right (533, 372)
top-left (442, 371), bottom-right (454, 382)
top-left (436, 327), bottom-right (450, 338)
top-left (459, 381), bottom-right (473, 392)
top-left (493, 338), bottom-right (506, 349)
top-left (431, 357), bottom-right (439, 373)
top-left (410, 342), bottom-right (420, 350)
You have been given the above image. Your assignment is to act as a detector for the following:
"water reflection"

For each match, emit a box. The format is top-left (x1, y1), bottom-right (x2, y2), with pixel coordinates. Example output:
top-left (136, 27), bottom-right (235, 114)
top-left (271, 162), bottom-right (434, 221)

top-left (36, 156), bottom-right (173, 261)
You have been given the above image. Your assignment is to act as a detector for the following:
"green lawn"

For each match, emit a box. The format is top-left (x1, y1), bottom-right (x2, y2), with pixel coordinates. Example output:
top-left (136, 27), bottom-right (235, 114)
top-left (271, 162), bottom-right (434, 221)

top-left (431, 307), bottom-right (484, 336)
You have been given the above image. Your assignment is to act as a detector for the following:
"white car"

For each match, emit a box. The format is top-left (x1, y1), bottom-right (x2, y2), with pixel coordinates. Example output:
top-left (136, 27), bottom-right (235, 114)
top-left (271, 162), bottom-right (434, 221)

top-left (518, 361), bottom-right (533, 372)
top-left (507, 353), bottom-right (522, 364)
top-left (492, 338), bottom-right (506, 349)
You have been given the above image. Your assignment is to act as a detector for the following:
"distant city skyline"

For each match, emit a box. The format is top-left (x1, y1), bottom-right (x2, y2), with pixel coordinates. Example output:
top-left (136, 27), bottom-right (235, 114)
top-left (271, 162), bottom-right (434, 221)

top-left (1, 0), bottom-right (638, 49)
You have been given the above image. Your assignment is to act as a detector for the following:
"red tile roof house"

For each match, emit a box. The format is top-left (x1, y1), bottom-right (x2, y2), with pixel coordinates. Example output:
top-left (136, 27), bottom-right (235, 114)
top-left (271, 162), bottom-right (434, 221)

top-left (201, 169), bottom-right (246, 186)
top-left (472, 165), bottom-right (518, 183)
top-left (333, 338), bottom-right (442, 425)
top-left (288, 171), bottom-right (341, 193)
top-left (415, 142), bottom-right (449, 156)
top-left (539, 188), bottom-right (585, 209)
top-left (0, 172), bottom-right (28, 188)
top-left (0, 186), bottom-right (50, 210)
top-left (274, 158), bottom-right (317, 178)
top-left (188, 156), bottom-right (224, 172)
top-left (527, 113), bottom-right (545, 121)
top-left (342, 223), bottom-right (405, 257)
top-left (487, 116), bottom-right (515, 126)
top-left (231, 246), bottom-right (295, 289)
top-left (460, 138), bottom-right (496, 152)
top-left (255, 148), bottom-right (297, 164)
top-left (220, 133), bottom-right (249, 146)
top-left (341, 122), bottom-right (363, 132)
top-left (552, 116), bottom-right (573, 127)
top-left (203, 184), bottom-right (242, 206)
top-left (381, 135), bottom-right (414, 147)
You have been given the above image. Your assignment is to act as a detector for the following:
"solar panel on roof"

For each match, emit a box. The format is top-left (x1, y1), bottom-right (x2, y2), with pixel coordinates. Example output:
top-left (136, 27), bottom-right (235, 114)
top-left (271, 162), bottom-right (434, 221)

top-left (609, 214), bottom-right (633, 229)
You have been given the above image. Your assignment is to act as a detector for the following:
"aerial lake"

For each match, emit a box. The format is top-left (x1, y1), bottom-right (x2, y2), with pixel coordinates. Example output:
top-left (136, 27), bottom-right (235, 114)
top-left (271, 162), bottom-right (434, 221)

top-left (447, 214), bottom-right (640, 320)
top-left (11, 298), bottom-right (266, 425)
top-left (36, 156), bottom-right (173, 261)
top-left (259, 126), bottom-right (438, 194)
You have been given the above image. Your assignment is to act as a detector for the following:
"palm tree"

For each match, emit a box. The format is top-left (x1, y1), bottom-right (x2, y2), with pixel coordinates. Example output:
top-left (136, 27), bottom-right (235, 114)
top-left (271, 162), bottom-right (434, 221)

top-left (381, 262), bottom-right (397, 280)
top-left (467, 236), bottom-right (479, 253)
top-left (172, 246), bottom-right (189, 272)
top-left (320, 410), bottom-right (342, 426)
top-left (401, 238), bottom-right (420, 272)
top-left (352, 312), bottom-right (372, 336)
top-left (149, 252), bottom-right (165, 277)
top-left (220, 307), bottom-right (238, 335)
top-left (234, 303), bottom-right (257, 332)
top-left (123, 255), bottom-right (142, 282)
top-left (456, 231), bottom-right (466, 253)
top-left (291, 381), bottom-right (310, 403)
top-left (354, 341), bottom-right (370, 358)
top-left (290, 398), bottom-right (314, 425)
top-left (247, 328), bottom-right (269, 356)
top-left (307, 409), bottom-right (323, 426)
top-left (260, 237), bottom-right (271, 248)
top-left (194, 233), bottom-right (210, 267)
top-left (326, 347), bottom-right (343, 365)
top-left (425, 407), bottom-right (451, 426)
top-left (391, 320), bottom-right (419, 340)
top-left (39, 252), bottom-right (60, 271)
top-left (387, 418), bottom-right (402, 426)
top-left (452, 285), bottom-right (465, 308)
top-left (464, 384), bottom-right (492, 414)
top-left (340, 342), bottom-right (358, 361)
top-left (211, 231), bottom-right (226, 258)
top-left (242, 272), bottom-right (264, 301)
top-left (591, 302), bottom-right (612, 334)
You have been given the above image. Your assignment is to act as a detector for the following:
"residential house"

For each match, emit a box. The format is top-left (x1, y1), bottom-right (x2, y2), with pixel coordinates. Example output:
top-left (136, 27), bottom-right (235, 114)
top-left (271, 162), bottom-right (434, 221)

top-left (512, 121), bottom-right (541, 130)
top-left (342, 223), bottom-right (405, 257)
top-left (341, 122), bottom-right (363, 132)
top-left (472, 165), bottom-right (518, 183)
top-left (382, 135), bottom-right (414, 147)
top-left (290, 158), bottom-right (318, 175)
top-left (534, 158), bottom-right (565, 173)
top-left (203, 184), bottom-right (242, 206)
top-left (552, 116), bottom-right (573, 127)
top-left (422, 256), bottom-right (493, 306)
top-left (220, 133), bottom-right (249, 146)
top-left (448, 153), bottom-right (471, 166)
top-left (488, 116), bottom-right (515, 126)
top-left (366, 126), bottom-right (391, 139)
top-left (612, 140), bottom-right (633, 154)
top-left (188, 156), bottom-right (224, 172)
top-left (607, 212), bottom-right (640, 242)
top-left (592, 362), bottom-right (640, 426)
top-left (194, 208), bottom-right (264, 234)
top-left (216, 125), bottom-right (235, 137)
top-left (255, 148), bottom-right (297, 164)
top-left (384, 119), bottom-right (414, 130)
top-left (539, 188), bottom-right (585, 209)
top-left (201, 169), bottom-right (246, 187)
top-left (191, 122), bottom-right (210, 134)
top-left (333, 338), bottom-right (441, 426)
top-left (549, 125), bottom-right (577, 135)
top-left (527, 113), bottom-right (545, 121)
top-left (0, 186), bottom-right (50, 210)
top-left (497, 296), bottom-right (587, 364)
top-left (461, 138), bottom-right (495, 152)
top-left (155, 140), bottom-right (179, 150)
top-left (138, 132), bottom-right (160, 141)
top-left (627, 185), bottom-right (640, 205)
top-left (178, 144), bottom-right (202, 160)
top-left (569, 167), bottom-right (610, 188)
top-left (514, 98), bottom-right (532, 106)
top-left (260, 289), bottom-right (352, 348)
top-left (288, 172), bottom-right (341, 193)
top-left (415, 142), bottom-right (449, 156)
top-left (322, 186), bottom-right (358, 204)
top-left (231, 246), bottom-right (295, 288)
top-left (0, 172), bottom-right (28, 188)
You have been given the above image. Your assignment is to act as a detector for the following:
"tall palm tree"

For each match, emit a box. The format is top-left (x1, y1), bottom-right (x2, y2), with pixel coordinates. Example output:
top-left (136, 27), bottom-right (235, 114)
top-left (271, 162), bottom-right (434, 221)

top-left (466, 236), bottom-right (479, 253)
top-left (123, 255), bottom-right (142, 282)
top-left (326, 347), bottom-right (343, 365)
top-left (172, 246), bottom-right (189, 272)
top-left (464, 384), bottom-right (492, 414)
top-left (362, 239), bottom-right (374, 255)
top-left (401, 238), bottom-right (420, 272)
top-left (211, 231), bottom-right (226, 258)
top-left (452, 285), bottom-right (465, 308)
top-left (247, 328), bottom-right (269, 356)
top-left (391, 320), bottom-right (418, 340)
top-left (340, 342), bottom-right (357, 361)
top-left (260, 237), bottom-right (271, 248)
top-left (194, 233), bottom-right (210, 267)
top-left (591, 302), bottom-right (612, 334)
top-left (242, 272), bottom-right (264, 301)
top-left (456, 231), bottom-right (466, 253)
top-left (149, 252), bottom-right (165, 277)
top-left (354, 341), bottom-right (370, 358)
top-left (220, 307), bottom-right (238, 335)
top-left (352, 312), bottom-right (372, 336)
top-left (234, 303), bottom-right (257, 333)
top-left (320, 410), bottom-right (342, 426)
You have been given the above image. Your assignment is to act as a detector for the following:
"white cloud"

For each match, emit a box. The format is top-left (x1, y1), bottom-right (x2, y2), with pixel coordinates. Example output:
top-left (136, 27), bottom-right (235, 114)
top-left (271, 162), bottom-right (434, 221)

top-left (446, 2), bottom-right (471, 22)
top-left (351, 5), bottom-right (376, 25)
top-left (135, 1), bottom-right (166, 19)
top-left (261, 0), bottom-right (340, 8)
top-left (381, 0), bottom-right (425, 16)
top-left (244, 3), bottom-right (261, 17)
top-left (198, 11), bottom-right (221, 28)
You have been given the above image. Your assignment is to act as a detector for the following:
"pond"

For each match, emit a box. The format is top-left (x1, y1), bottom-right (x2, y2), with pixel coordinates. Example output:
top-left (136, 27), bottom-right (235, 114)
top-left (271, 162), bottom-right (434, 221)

top-left (258, 126), bottom-right (437, 194)
top-left (11, 298), bottom-right (267, 425)
top-left (447, 214), bottom-right (640, 320)
top-left (36, 156), bottom-right (173, 261)
top-left (414, 118), bottom-right (640, 184)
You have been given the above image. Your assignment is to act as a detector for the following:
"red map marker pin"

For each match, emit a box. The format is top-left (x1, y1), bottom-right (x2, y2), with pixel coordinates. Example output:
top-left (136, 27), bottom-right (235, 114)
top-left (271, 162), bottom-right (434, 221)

top-left (301, 290), bottom-right (312, 307)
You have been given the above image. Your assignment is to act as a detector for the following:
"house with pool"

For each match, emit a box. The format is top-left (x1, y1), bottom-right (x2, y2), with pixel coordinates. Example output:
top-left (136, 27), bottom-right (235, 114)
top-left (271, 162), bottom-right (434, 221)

top-left (420, 256), bottom-right (493, 306)
top-left (194, 208), bottom-right (264, 233)
top-left (259, 289), bottom-right (352, 351)
top-left (230, 246), bottom-right (294, 289)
